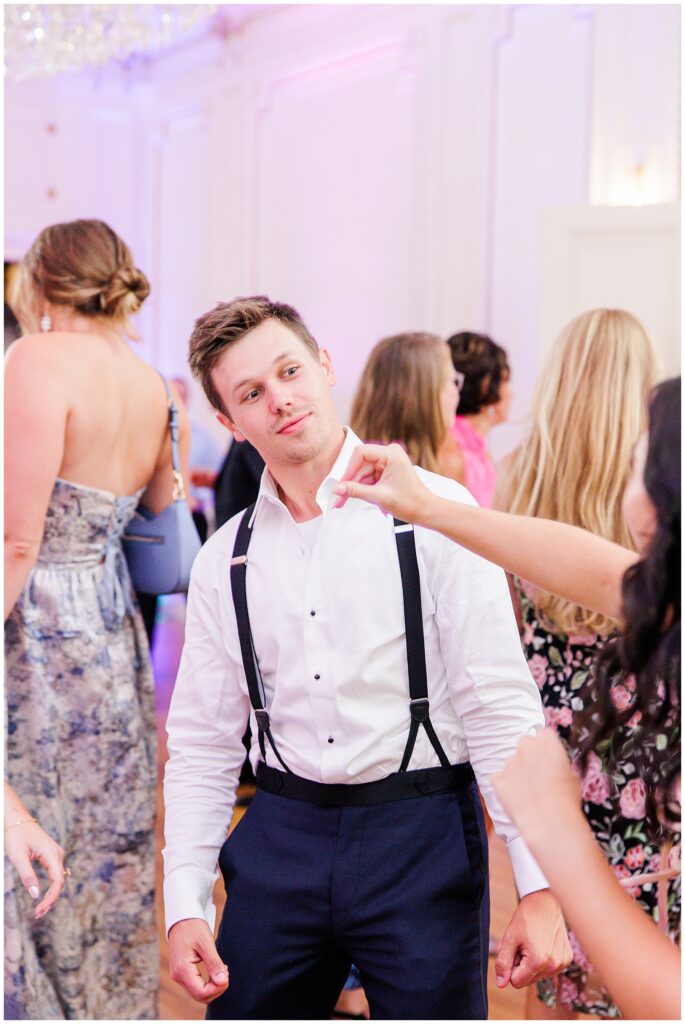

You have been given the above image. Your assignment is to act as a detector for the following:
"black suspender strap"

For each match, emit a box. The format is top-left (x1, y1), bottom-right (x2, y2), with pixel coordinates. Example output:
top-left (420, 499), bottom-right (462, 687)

top-left (230, 504), bottom-right (292, 774)
top-left (229, 505), bottom-right (449, 778)
top-left (393, 519), bottom-right (451, 772)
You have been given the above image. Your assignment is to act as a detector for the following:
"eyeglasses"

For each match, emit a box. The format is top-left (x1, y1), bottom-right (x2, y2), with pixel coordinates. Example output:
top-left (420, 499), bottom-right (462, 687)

top-left (453, 370), bottom-right (465, 393)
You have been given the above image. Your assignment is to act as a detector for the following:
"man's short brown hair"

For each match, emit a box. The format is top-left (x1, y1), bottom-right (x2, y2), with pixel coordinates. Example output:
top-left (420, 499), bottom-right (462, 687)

top-left (188, 295), bottom-right (320, 415)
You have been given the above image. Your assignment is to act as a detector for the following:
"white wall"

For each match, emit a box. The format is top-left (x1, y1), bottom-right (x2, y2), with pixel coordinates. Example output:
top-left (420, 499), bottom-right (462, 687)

top-left (5, 4), bottom-right (681, 454)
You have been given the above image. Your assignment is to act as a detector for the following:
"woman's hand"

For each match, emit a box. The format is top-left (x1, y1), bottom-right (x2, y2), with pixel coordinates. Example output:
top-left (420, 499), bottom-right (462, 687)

top-left (492, 728), bottom-right (584, 849)
top-left (333, 442), bottom-right (435, 523)
top-left (5, 819), bottom-right (66, 918)
top-left (5, 783), bottom-right (66, 919)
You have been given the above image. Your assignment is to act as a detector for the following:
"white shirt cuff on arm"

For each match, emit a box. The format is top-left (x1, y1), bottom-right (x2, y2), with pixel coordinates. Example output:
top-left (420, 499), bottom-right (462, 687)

top-left (507, 835), bottom-right (550, 898)
top-left (163, 866), bottom-right (218, 938)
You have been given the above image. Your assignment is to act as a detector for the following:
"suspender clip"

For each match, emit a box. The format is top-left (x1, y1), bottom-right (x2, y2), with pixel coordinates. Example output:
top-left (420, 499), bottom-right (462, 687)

top-left (409, 697), bottom-right (430, 723)
top-left (230, 555), bottom-right (248, 567)
top-left (254, 708), bottom-right (270, 732)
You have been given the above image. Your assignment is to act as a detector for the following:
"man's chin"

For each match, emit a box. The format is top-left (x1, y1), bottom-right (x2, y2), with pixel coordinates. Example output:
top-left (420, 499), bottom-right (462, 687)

top-left (279, 440), bottom-right (324, 465)
top-left (273, 427), bottom-right (330, 465)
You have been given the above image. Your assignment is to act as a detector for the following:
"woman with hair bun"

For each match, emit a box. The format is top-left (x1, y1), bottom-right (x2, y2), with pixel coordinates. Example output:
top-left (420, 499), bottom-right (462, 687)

top-left (447, 331), bottom-right (512, 507)
top-left (4, 219), bottom-right (190, 1019)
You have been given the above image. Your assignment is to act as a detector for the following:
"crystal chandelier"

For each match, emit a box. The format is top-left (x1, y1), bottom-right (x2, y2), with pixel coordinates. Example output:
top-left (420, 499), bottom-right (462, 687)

top-left (4, 5), bottom-right (220, 80)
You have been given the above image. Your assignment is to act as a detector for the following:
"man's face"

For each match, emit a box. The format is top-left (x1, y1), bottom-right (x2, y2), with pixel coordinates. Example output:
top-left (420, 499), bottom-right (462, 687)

top-left (213, 318), bottom-right (340, 468)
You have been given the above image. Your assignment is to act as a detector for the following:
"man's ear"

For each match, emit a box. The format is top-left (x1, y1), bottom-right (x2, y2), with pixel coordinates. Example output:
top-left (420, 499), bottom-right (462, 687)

top-left (215, 410), bottom-right (247, 443)
top-left (319, 348), bottom-right (336, 387)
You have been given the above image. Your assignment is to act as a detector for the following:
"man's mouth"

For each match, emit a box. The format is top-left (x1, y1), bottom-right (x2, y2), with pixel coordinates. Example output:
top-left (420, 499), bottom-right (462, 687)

top-left (277, 412), bottom-right (311, 435)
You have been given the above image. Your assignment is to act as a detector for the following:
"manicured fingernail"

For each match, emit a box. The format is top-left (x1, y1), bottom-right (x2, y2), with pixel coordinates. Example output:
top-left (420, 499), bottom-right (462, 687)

top-left (29, 886), bottom-right (40, 899)
top-left (214, 971), bottom-right (228, 984)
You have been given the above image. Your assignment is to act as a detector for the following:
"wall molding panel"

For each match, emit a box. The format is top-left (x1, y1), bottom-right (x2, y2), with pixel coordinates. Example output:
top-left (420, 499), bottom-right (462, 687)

top-left (5, 5), bottom-right (680, 447)
top-left (540, 203), bottom-right (681, 375)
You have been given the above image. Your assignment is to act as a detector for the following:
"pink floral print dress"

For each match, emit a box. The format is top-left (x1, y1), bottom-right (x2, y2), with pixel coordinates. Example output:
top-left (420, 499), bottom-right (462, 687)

top-left (517, 579), bottom-right (681, 1017)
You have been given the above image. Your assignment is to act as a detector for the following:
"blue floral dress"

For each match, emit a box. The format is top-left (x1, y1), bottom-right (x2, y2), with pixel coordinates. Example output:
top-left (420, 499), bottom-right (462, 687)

top-left (4, 480), bottom-right (159, 1020)
top-left (517, 579), bottom-right (681, 1017)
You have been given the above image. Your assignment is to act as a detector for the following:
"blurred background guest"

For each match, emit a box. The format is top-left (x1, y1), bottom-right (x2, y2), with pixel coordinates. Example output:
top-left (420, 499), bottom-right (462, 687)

top-left (494, 308), bottom-right (672, 1019)
top-left (193, 437), bottom-right (266, 533)
top-left (4, 218), bottom-right (190, 1020)
top-left (447, 331), bottom-right (512, 506)
top-left (351, 331), bottom-right (464, 481)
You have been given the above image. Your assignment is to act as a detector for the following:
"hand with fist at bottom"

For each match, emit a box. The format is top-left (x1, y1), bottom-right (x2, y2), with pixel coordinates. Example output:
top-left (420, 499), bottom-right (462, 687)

top-left (169, 918), bottom-right (229, 1005)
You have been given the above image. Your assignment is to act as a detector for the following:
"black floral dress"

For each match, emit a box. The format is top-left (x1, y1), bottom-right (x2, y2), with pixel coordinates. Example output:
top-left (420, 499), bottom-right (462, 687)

top-left (516, 579), bottom-right (681, 1017)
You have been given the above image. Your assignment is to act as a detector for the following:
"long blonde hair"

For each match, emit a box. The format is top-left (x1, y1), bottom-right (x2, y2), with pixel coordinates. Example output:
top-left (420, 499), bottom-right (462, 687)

top-left (351, 333), bottom-right (451, 474)
top-left (503, 308), bottom-right (660, 636)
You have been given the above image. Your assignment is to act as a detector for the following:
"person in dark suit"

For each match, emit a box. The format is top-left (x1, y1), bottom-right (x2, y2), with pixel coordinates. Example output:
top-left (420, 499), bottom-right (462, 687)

top-left (213, 437), bottom-right (265, 529)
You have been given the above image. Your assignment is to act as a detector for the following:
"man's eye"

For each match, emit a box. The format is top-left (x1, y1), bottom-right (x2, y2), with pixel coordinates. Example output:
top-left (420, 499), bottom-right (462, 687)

top-left (244, 389), bottom-right (260, 402)
top-left (284, 366), bottom-right (299, 377)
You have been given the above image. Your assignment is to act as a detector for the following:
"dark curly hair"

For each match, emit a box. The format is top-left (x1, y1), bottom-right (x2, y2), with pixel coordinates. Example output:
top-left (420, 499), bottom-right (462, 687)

top-left (577, 378), bottom-right (681, 838)
top-left (446, 331), bottom-right (509, 415)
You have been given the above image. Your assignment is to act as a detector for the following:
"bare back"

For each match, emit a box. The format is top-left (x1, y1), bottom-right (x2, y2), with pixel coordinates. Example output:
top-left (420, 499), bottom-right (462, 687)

top-left (5, 330), bottom-right (191, 585)
top-left (55, 332), bottom-right (183, 500)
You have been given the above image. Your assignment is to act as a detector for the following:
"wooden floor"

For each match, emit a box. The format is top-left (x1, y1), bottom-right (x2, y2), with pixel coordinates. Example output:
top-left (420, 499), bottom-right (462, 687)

top-left (151, 596), bottom-right (530, 1021)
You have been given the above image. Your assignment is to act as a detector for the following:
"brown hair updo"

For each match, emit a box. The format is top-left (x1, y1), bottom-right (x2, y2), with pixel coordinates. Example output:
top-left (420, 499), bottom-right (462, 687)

top-left (11, 219), bottom-right (150, 338)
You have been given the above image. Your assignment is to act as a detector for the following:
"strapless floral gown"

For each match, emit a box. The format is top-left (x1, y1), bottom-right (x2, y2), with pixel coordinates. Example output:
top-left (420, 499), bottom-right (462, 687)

top-left (4, 480), bottom-right (159, 1020)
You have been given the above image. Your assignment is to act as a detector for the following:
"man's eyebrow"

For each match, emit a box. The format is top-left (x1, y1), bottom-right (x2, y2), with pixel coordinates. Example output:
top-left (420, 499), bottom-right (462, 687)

top-left (232, 352), bottom-right (298, 396)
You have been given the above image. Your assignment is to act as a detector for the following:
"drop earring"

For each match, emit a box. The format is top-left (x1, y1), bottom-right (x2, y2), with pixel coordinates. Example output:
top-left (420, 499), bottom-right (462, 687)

top-left (39, 313), bottom-right (52, 333)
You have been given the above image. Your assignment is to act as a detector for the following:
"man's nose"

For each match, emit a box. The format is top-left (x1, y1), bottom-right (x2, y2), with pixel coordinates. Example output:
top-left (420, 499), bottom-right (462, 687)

top-left (267, 382), bottom-right (294, 412)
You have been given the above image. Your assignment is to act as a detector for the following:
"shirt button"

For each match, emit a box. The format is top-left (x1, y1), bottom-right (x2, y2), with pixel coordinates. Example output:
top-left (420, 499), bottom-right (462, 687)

top-left (310, 610), bottom-right (316, 617)
top-left (314, 674), bottom-right (320, 680)
top-left (327, 736), bottom-right (334, 744)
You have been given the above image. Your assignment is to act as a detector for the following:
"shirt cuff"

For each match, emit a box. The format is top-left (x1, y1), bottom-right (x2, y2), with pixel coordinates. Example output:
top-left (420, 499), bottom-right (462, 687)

top-left (163, 867), bottom-right (218, 938)
top-left (507, 835), bottom-right (550, 897)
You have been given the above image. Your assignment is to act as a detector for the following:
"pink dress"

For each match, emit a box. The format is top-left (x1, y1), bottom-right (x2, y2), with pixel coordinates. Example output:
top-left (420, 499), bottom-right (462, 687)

top-left (449, 416), bottom-right (497, 508)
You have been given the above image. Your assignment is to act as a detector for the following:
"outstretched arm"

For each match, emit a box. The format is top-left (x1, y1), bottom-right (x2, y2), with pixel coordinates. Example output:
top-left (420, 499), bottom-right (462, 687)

top-left (492, 730), bottom-right (680, 1020)
top-left (333, 443), bottom-right (637, 623)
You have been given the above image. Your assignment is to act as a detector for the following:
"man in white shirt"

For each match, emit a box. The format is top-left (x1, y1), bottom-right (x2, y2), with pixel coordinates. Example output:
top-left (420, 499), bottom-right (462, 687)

top-left (164, 296), bottom-right (571, 1019)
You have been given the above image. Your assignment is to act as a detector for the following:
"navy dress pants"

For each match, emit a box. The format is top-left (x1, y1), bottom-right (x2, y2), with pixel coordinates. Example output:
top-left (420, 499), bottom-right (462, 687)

top-left (206, 778), bottom-right (489, 1020)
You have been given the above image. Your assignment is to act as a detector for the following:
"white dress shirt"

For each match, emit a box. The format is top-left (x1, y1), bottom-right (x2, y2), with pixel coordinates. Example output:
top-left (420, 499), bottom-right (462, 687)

top-left (163, 428), bottom-right (548, 934)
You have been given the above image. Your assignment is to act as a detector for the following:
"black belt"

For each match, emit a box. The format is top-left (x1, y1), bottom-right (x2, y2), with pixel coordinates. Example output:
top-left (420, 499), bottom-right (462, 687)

top-left (255, 762), bottom-right (474, 807)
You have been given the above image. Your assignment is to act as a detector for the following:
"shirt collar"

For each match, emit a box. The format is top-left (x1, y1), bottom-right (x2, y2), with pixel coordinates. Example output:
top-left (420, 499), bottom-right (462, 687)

top-left (249, 427), bottom-right (364, 526)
